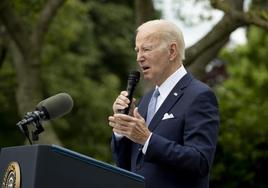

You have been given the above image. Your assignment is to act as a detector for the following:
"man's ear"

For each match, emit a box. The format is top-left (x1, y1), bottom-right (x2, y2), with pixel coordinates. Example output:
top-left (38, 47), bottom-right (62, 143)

top-left (169, 43), bottom-right (177, 61)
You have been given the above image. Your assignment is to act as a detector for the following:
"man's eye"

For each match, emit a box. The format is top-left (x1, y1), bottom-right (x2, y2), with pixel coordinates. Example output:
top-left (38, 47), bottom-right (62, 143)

top-left (144, 48), bottom-right (151, 52)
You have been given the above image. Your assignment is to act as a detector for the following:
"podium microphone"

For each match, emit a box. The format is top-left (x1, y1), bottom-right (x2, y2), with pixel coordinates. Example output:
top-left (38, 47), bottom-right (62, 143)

top-left (16, 93), bottom-right (73, 143)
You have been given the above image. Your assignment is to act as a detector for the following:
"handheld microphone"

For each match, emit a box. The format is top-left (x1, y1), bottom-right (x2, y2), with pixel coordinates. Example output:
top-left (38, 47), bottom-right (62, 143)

top-left (118, 71), bottom-right (140, 115)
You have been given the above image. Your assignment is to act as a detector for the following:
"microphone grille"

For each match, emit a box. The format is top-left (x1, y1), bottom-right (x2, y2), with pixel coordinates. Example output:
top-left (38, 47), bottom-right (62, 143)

top-left (128, 70), bottom-right (140, 83)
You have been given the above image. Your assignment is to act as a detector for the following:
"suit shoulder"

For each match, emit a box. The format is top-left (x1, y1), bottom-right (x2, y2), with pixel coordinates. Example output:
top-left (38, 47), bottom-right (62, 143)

top-left (189, 78), bottom-right (213, 93)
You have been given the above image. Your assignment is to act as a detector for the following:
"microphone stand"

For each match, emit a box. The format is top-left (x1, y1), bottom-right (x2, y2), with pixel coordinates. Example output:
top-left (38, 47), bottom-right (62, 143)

top-left (31, 120), bottom-right (44, 141)
top-left (16, 111), bottom-right (45, 144)
top-left (17, 122), bottom-right (32, 145)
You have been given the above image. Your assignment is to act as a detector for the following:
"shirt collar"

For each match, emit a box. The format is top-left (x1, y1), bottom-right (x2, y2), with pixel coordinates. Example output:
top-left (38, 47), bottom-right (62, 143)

top-left (156, 65), bottom-right (187, 99)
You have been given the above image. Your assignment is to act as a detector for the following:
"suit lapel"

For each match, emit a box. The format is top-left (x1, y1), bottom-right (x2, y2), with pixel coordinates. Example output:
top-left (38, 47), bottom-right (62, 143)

top-left (133, 73), bottom-right (193, 164)
top-left (148, 73), bottom-right (193, 131)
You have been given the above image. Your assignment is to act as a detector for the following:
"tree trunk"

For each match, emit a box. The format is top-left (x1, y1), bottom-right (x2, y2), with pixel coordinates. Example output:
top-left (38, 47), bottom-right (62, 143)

top-left (186, 15), bottom-right (244, 79)
top-left (135, 0), bottom-right (155, 26)
top-left (0, 0), bottom-right (66, 145)
top-left (10, 38), bottom-right (62, 145)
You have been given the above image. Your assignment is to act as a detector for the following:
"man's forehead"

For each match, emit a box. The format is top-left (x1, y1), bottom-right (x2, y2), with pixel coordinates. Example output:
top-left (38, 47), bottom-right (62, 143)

top-left (138, 20), bottom-right (167, 32)
top-left (137, 24), bottom-right (162, 36)
top-left (136, 31), bottom-right (161, 44)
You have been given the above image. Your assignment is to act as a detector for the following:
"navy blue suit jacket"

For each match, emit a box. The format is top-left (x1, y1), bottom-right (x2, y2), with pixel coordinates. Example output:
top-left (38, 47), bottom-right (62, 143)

top-left (112, 73), bottom-right (219, 188)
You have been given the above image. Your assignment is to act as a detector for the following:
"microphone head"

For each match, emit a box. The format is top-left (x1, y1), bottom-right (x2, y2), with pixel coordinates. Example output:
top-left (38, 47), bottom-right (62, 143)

top-left (36, 93), bottom-right (73, 120)
top-left (128, 71), bottom-right (140, 84)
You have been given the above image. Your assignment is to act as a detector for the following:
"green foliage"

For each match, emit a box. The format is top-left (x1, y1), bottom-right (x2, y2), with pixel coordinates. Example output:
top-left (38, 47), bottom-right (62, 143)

top-left (88, 1), bottom-right (136, 83)
top-left (0, 60), bottom-right (23, 147)
top-left (11, 0), bottom-right (47, 30)
top-left (211, 26), bottom-right (268, 187)
top-left (41, 0), bottom-right (135, 162)
top-left (0, 0), bottom-right (136, 162)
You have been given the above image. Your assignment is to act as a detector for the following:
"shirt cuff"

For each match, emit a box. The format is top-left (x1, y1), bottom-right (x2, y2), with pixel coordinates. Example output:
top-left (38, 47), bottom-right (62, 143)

top-left (113, 132), bottom-right (124, 141)
top-left (142, 133), bottom-right (152, 154)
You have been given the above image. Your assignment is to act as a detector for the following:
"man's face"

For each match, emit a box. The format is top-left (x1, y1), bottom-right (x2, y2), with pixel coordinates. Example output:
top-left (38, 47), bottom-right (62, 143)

top-left (135, 30), bottom-right (173, 86)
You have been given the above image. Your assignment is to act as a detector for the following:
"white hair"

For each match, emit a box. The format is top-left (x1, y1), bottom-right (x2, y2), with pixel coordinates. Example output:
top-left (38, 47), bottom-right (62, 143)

top-left (137, 19), bottom-right (185, 60)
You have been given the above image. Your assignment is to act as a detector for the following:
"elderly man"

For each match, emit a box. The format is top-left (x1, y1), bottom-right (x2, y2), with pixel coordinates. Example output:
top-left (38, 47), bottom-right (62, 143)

top-left (108, 19), bottom-right (219, 188)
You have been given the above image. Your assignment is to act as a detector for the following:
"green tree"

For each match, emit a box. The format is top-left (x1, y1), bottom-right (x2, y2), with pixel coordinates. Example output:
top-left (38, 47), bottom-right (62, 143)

top-left (0, 61), bottom-right (22, 146)
top-left (0, 0), bottom-right (67, 145)
top-left (211, 26), bottom-right (268, 187)
top-left (0, 0), bottom-right (136, 162)
top-left (42, 0), bottom-right (136, 161)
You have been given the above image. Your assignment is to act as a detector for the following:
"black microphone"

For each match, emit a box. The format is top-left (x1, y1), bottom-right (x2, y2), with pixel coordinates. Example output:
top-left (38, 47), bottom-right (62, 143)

top-left (118, 71), bottom-right (140, 115)
top-left (17, 93), bottom-right (73, 129)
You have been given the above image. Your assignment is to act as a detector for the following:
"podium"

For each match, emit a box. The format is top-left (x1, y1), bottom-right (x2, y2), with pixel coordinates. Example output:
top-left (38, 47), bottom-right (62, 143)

top-left (0, 145), bottom-right (145, 188)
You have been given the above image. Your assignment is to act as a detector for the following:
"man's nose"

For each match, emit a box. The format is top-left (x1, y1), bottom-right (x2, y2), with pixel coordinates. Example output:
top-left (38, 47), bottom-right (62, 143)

top-left (136, 51), bottom-right (143, 62)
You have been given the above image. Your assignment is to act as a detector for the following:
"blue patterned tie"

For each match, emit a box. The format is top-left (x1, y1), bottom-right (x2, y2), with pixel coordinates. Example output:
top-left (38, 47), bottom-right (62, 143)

top-left (146, 88), bottom-right (160, 125)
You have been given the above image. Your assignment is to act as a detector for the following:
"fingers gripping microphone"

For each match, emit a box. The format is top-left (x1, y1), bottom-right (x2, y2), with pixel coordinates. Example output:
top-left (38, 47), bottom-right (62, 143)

top-left (16, 93), bottom-right (73, 142)
top-left (118, 71), bottom-right (140, 115)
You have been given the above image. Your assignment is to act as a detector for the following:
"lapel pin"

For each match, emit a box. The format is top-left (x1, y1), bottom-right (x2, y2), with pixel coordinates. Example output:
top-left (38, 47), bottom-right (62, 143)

top-left (174, 92), bottom-right (178, 96)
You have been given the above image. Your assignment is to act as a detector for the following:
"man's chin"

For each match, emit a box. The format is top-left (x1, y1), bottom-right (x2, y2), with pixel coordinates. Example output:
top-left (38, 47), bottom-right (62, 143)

top-left (142, 73), bottom-right (150, 79)
top-left (143, 75), bottom-right (153, 82)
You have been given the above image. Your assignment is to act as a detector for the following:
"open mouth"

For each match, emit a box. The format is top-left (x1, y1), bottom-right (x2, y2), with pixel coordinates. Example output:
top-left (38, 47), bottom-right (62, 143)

top-left (142, 66), bottom-right (150, 71)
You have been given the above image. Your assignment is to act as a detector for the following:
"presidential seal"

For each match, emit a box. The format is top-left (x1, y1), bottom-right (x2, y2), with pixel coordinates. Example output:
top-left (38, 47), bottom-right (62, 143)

top-left (1, 161), bottom-right (21, 188)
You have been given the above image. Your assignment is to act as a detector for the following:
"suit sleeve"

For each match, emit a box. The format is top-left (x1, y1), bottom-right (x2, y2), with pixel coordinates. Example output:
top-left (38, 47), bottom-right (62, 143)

top-left (144, 90), bottom-right (220, 177)
top-left (111, 134), bottom-right (132, 170)
top-left (111, 96), bottom-right (146, 171)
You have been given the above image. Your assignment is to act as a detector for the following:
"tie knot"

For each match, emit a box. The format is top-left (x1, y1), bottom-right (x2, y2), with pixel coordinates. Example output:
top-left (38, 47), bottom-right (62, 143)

top-left (153, 88), bottom-right (160, 98)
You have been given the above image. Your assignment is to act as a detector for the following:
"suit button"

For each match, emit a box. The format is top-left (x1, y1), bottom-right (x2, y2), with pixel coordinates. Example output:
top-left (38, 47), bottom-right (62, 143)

top-left (136, 164), bottom-right (141, 170)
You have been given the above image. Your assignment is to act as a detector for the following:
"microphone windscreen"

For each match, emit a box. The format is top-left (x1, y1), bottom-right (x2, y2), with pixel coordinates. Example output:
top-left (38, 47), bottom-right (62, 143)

top-left (36, 93), bottom-right (73, 119)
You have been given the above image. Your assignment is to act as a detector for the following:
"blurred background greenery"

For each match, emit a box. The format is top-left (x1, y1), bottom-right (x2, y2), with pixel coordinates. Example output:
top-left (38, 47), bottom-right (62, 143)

top-left (0, 0), bottom-right (268, 187)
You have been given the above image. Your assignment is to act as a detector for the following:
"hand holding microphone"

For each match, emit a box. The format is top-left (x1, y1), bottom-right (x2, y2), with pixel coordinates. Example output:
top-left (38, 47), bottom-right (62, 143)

top-left (113, 71), bottom-right (140, 115)
top-left (113, 91), bottom-right (134, 114)
top-left (109, 71), bottom-right (150, 144)
top-left (111, 71), bottom-right (140, 138)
